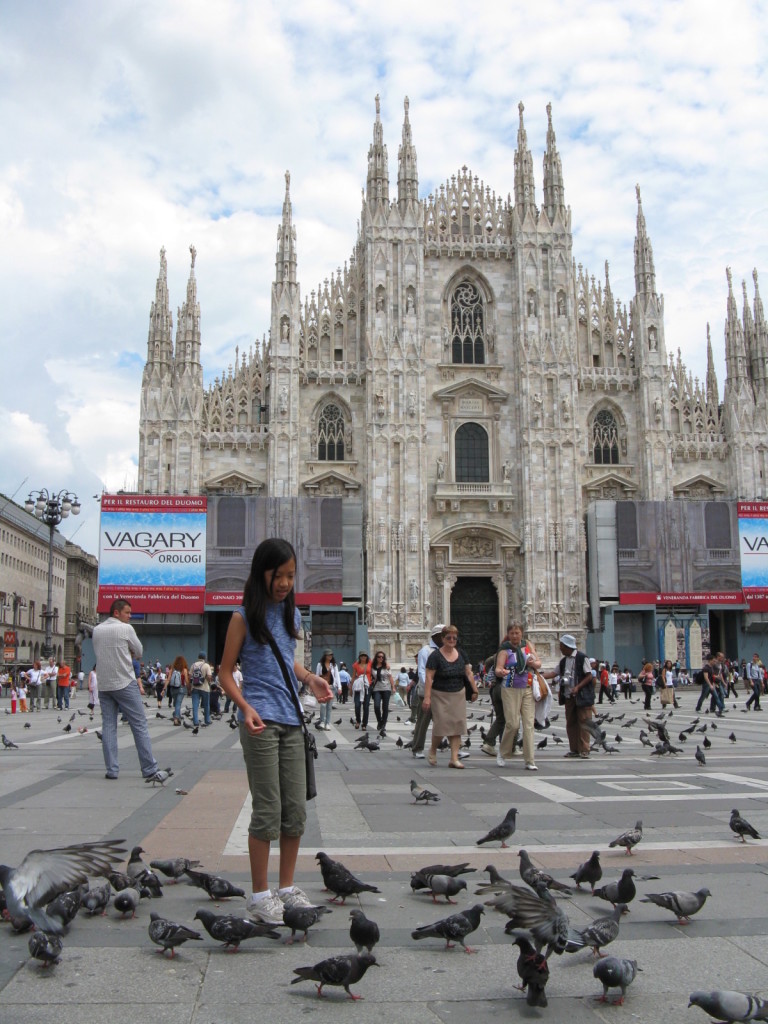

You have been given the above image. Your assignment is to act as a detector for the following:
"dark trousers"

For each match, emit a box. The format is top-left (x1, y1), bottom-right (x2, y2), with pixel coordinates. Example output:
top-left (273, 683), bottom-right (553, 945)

top-left (746, 679), bottom-right (762, 709)
top-left (484, 683), bottom-right (506, 746)
top-left (372, 690), bottom-right (391, 732)
top-left (411, 701), bottom-right (432, 755)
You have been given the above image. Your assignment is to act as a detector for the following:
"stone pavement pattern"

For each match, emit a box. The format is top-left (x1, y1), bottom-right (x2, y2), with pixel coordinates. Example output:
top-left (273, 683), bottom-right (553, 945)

top-left (1, 689), bottom-right (768, 1023)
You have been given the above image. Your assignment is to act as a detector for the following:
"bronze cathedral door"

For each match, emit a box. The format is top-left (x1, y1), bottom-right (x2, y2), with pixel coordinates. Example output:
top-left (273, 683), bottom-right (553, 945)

top-left (449, 577), bottom-right (499, 671)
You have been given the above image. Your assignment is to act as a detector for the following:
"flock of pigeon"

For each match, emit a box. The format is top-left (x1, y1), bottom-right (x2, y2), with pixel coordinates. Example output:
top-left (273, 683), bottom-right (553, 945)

top-left (0, 792), bottom-right (764, 1017)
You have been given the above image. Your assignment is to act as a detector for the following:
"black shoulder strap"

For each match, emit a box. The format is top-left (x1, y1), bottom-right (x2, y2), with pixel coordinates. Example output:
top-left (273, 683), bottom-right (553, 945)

top-left (265, 631), bottom-right (309, 738)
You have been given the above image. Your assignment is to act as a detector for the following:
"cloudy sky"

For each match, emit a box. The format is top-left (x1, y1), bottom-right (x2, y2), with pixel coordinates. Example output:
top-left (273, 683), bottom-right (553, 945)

top-left (2, 0), bottom-right (768, 556)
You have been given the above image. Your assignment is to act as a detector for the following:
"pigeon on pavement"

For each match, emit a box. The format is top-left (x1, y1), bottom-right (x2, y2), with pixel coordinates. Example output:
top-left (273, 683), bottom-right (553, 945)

top-left (315, 852), bottom-right (380, 903)
top-left (1, 734), bottom-right (19, 749)
top-left (282, 904), bottom-right (332, 944)
top-left (509, 928), bottom-right (549, 1007)
top-left (488, 885), bottom-right (569, 959)
top-left (145, 767), bottom-right (174, 786)
top-left (730, 809), bottom-right (761, 843)
top-left (608, 821), bottom-right (643, 855)
top-left (28, 931), bottom-right (63, 967)
top-left (291, 952), bottom-right (378, 999)
top-left (518, 850), bottom-right (571, 894)
top-left (476, 808), bottom-right (518, 849)
top-left (107, 870), bottom-right (135, 892)
top-left (148, 912), bottom-right (202, 957)
top-left (423, 874), bottom-right (467, 904)
top-left (688, 991), bottom-right (768, 1023)
top-left (411, 903), bottom-right (485, 953)
top-left (149, 857), bottom-right (201, 883)
top-left (594, 956), bottom-right (639, 1004)
top-left (184, 868), bottom-right (245, 900)
top-left (410, 779), bottom-right (440, 804)
top-left (640, 887), bottom-right (711, 924)
top-left (46, 888), bottom-right (84, 929)
top-left (349, 908), bottom-right (380, 952)
top-left (570, 851), bottom-right (602, 893)
top-left (411, 863), bottom-right (475, 892)
top-left (193, 909), bottom-right (281, 951)
top-left (113, 887), bottom-right (141, 918)
top-left (593, 868), bottom-right (636, 909)
top-left (473, 863), bottom-right (514, 895)
top-left (0, 839), bottom-right (126, 933)
top-left (81, 883), bottom-right (112, 916)
top-left (695, 745), bottom-right (707, 766)
top-left (571, 904), bottom-right (627, 956)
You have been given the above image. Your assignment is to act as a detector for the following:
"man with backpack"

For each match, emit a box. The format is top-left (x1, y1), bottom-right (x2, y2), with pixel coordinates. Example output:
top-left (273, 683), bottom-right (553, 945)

top-left (188, 651), bottom-right (212, 727)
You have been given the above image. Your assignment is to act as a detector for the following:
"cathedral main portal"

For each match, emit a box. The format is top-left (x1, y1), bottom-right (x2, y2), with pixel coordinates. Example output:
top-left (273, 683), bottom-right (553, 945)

top-left (449, 577), bottom-right (499, 672)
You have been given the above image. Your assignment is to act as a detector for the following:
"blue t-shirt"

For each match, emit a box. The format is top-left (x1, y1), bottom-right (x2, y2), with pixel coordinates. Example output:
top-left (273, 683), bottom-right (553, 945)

top-left (235, 604), bottom-right (302, 726)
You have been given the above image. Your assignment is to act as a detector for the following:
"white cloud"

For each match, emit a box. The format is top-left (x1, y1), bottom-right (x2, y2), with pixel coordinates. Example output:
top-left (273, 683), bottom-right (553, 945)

top-left (2, 0), bottom-right (768, 556)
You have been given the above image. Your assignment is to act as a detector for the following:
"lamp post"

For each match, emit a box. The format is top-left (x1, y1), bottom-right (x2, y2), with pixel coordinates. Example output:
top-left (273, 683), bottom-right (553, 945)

top-left (24, 489), bottom-right (80, 659)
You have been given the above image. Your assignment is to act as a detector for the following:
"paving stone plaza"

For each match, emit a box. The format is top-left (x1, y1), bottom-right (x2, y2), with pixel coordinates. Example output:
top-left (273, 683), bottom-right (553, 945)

top-left (1, 687), bottom-right (767, 1023)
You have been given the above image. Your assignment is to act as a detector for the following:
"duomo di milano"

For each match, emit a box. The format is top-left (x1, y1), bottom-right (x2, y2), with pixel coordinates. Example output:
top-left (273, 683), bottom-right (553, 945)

top-left (137, 97), bottom-right (768, 665)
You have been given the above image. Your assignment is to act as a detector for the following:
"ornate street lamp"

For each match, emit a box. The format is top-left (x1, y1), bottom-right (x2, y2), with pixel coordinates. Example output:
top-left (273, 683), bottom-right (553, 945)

top-left (24, 489), bottom-right (80, 658)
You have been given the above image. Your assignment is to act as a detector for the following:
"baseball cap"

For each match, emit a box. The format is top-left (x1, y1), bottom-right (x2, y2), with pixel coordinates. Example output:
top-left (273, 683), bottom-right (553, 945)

top-left (430, 623), bottom-right (445, 637)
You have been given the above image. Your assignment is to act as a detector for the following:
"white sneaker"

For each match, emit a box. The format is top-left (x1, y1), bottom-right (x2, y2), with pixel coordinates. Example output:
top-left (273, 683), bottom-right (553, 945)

top-left (246, 890), bottom-right (284, 925)
top-left (281, 886), bottom-right (314, 911)
top-left (458, 751), bottom-right (470, 759)
top-left (496, 754), bottom-right (506, 767)
top-left (525, 763), bottom-right (538, 771)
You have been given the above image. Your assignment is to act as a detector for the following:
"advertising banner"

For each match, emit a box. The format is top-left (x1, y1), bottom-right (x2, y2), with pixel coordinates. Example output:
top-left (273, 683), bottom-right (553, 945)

top-left (738, 501), bottom-right (768, 610)
top-left (97, 495), bottom-right (207, 613)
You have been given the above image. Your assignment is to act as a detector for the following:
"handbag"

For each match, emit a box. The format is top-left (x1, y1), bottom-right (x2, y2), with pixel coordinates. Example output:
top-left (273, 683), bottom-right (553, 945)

top-left (265, 633), bottom-right (318, 801)
top-left (532, 672), bottom-right (549, 701)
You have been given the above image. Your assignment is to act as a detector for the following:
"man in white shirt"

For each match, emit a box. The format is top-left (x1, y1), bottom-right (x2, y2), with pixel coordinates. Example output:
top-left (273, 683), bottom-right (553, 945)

top-left (92, 598), bottom-right (164, 783)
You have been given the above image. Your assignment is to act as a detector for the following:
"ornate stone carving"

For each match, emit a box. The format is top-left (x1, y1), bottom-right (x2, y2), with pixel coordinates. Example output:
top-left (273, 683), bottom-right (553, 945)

top-left (377, 517), bottom-right (386, 552)
top-left (454, 536), bottom-right (494, 559)
top-left (535, 518), bottom-right (545, 552)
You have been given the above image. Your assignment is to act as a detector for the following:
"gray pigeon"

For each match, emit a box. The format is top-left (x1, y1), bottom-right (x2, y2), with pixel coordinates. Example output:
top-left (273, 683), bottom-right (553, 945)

top-left (282, 903), bottom-right (332, 944)
top-left (148, 912), bottom-right (202, 957)
top-left (570, 851), bottom-right (602, 893)
top-left (126, 846), bottom-right (151, 881)
top-left (113, 887), bottom-right (141, 918)
top-left (349, 908), bottom-right (380, 952)
top-left (509, 928), bottom-right (549, 1007)
top-left (315, 852), bottom-right (380, 903)
top-left (184, 868), bottom-right (245, 901)
top-left (1, 733), bottom-right (19, 749)
top-left (593, 868), bottom-right (636, 909)
top-left (730, 809), bottom-right (761, 843)
top-left (695, 745), bottom-right (706, 766)
top-left (488, 885), bottom-right (569, 959)
top-left (473, 863), bottom-right (514, 895)
top-left (518, 850), bottom-right (571, 894)
top-left (0, 839), bottom-right (126, 933)
top-left (193, 909), bottom-right (281, 950)
top-left (688, 990), bottom-right (768, 1023)
top-left (291, 952), bottom-right (378, 1000)
top-left (28, 930), bottom-right (63, 967)
top-left (81, 883), bottom-right (112, 916)
top-left (411, 903), bottom-right (485, 953)
top-left (145, 767), bottom-right (174, 786)
top-left (424, 874), bottom-right (467, 904)
top-left (149, 857), bottom-right (201, 882)
top-left (608, 821), bottom-right (643, 855)
top-left (640, 887), bottom-right (711, 924)
top-left (410, 779), bottom-right (440, 804)
top-left (572, 903), bottom-right (627, 956)
top-left (46, 887), bottom-right (83, 929)
top-left (593, 956), bottom-right (639, 1005)
top-left (476, 808), bottom-right (518, 849)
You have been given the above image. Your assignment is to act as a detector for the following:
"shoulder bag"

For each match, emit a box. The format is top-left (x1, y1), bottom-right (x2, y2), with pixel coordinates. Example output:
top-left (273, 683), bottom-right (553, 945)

top-left (265, 632), bottom-right (318, 801)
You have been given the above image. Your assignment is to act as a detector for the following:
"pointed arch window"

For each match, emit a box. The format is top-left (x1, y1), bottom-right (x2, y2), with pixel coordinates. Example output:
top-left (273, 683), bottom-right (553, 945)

top-left (451, 281), bottom-right (485, 364)
top-left (455, 422), bottom-right (489, 482)
top-left (318, 403), bottom-right (345, 461)
top-left (592, 409), bottom-right (620, 465)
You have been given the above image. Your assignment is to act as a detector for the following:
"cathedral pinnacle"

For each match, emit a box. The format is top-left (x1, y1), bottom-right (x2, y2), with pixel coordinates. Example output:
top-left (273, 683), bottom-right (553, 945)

top-left (275, 169), bottom-right (297, 286)
top-left (543, 102), bottom-right (565, 218)
top-left (176, 244), bottom-right (201, 366)
top-left (633, 185), bottom-right (656, 300)
top-left (724, 265), bottom-right (748, 383)
top-left (397, 94), bottom-right (418, 210)
top-left (146, 246), bottom-right (173, 368)
top-left (366, 94), bottom-right (390, 207)
top-left (514, 101), bottom-right (536, 212)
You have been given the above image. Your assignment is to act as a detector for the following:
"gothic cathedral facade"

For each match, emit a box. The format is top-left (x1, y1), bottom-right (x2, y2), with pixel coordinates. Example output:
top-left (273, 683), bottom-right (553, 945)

top-left (138, 97), bottom-right (768, 663)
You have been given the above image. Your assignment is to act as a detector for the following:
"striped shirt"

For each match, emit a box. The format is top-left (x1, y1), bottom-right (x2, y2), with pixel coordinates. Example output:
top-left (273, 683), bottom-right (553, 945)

top-left (92, 617), bottom-right (143, 693)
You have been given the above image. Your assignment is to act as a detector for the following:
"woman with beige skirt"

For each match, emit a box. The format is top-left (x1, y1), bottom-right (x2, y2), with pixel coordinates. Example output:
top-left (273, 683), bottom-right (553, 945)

top-left (423, 625), bottom-right (478, 768)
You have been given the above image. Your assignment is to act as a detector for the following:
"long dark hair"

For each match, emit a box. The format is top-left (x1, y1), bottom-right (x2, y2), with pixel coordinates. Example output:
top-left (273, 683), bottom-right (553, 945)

top-left (243, 538), bottom-right (300, 644)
